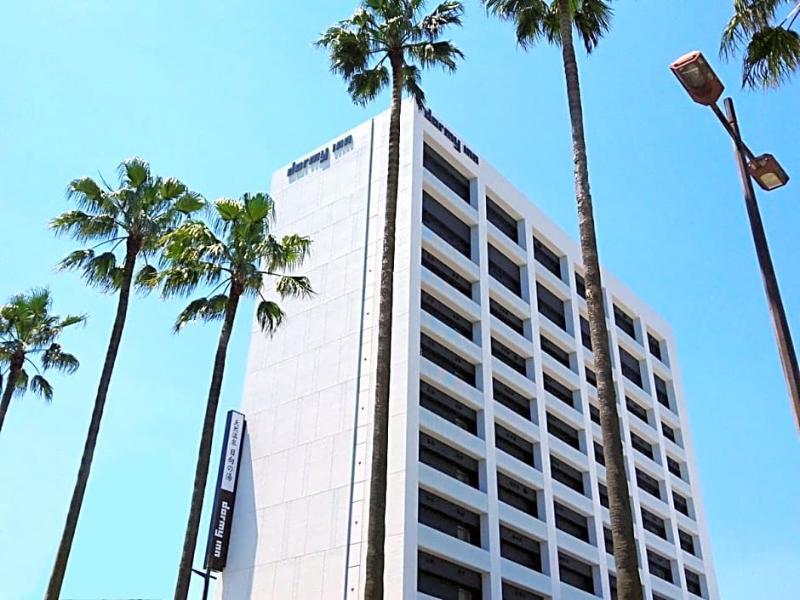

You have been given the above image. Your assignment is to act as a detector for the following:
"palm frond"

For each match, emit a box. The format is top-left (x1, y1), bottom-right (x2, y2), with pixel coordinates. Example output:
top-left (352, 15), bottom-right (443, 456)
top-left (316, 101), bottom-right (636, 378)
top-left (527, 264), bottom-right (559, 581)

top-left (57, 249), bottom-right (124, 292)
top-left (50, 211), bottom-right (119, 243)
top-left (402, 64), bottom-right (426, 108)
top-left (742, 24), bottom-right (800, 87)
top-left (275, 275), bottom-right (314, 299)
top-left (255, 300), bottom-right (285, 335)
top-left (573, 0), bottom-right (613, 53)
top-left (13, 368), bottom-right (29, 396)
top-left (421, 1), bottom-right (465, 37)
top-left (30, 374), bottom-right (54, 401)
top-left (347, 65), bottom-right (391, 105)
top-left (42, 344), bottom-right (80, 374)
top-left (174, 295), bottom-right (229, 332)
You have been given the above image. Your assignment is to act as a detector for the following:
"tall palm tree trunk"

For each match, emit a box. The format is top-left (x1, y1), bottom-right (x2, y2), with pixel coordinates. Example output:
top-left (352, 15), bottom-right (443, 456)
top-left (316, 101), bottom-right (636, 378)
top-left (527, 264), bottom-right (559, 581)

top-left (0, 353), bottom-right (23, 433)
top-left (46, 237), bottom-right (141, 600)
top-left (555, 2), bottom-right (643, 598)
top-left (364, 52), bottom-right (403, 600)
top-left (174, 284), bottom-right (242, 600)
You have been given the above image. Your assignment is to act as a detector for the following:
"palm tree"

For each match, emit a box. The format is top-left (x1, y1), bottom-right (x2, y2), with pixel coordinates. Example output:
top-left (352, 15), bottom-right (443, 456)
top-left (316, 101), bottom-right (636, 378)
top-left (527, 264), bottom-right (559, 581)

top-left (484, 1), bottom-right (643, 598)
top-left (162, 193), bottom-right (312, 600)
top-left (721, 0), bottom-right (800, 89)
top-left (45, 158), bottom-right (203, 600)
top-left (316, 2), bottom-right (463, 596)
top-left (0, 288), bottom-right (84, 433)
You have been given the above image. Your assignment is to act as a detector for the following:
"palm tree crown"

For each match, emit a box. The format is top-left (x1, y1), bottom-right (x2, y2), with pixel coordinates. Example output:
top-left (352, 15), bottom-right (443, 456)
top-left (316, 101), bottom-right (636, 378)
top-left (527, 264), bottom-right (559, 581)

top-left (0, 288), bottom-right (83, 402)
top-left (721, 0), bottom-right (800, 89)
top-left (159, 192), bottom-right (313, 330)
top-left (51, 157), bottom-right (204, 291)
top-left (316, 0), bottom-right (464, 107)
top-left (484, 0), bottom-right (612, 52)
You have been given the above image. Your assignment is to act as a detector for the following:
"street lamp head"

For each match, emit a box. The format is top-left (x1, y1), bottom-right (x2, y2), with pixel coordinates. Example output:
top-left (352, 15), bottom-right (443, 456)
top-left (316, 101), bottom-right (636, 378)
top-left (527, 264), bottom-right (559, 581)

top-left (749, 154), bottom-right (790, 191)
top-left (670, 51), bottom-right (724, 106)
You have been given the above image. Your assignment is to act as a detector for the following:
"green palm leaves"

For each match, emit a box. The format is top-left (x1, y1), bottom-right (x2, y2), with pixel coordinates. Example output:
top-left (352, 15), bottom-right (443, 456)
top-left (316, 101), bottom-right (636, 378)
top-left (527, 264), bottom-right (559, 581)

top-left (0, 288), bottom-right (84, 431)
top-left (316, 0), bottom-right (464, 107)
top-left (721, 0), bottom-right (800, 89)
top-left (159, 192), bottom-right (313, 333)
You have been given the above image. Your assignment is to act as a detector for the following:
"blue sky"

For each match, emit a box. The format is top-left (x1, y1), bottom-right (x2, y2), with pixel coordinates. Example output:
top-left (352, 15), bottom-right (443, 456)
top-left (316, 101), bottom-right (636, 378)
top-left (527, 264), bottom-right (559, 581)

top-left (1, 1), bottom-right (798, 598)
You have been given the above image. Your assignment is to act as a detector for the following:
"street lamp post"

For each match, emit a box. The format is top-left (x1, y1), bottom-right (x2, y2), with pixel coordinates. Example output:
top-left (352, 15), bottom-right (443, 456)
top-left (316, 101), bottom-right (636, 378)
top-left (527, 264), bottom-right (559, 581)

top-left (670, 50), bottom-right (800, 433)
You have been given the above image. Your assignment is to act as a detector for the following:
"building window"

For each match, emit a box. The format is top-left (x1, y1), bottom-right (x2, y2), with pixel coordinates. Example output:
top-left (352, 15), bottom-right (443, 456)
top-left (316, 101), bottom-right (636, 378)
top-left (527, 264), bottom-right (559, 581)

top-left (685, 569), bottom-right (704, 597)
top-left (421, 290), bottom-right (473, 340)
top-left (654, 375), bottom-right (671, 409)
top-left (540, 335), bottom-right (571, 370)
top-left (421, 334), bottom-right (476, 386)
top-left (490, 298), bottom-right (525, 335)
top-left (488, 244), bottom-right (522, 297)
top-left (422, 191), bottom-right (472, 257)
top-left (418, 489), bottom-right (482, 547)
top-left (550, 455), bottom-right (585, 495)
top-left (486, 196), bottom-right (518, 243)
top-left (501, 581), bottom-right (545, 600)
top-left (497, 471), bottom-right (539, 519)
top-left (418, 551), bottom-right (483, 600)
top-left (543, 373), bottom-right (575, 408)
top-left (598, 482), bottom-right (609, 508)
top-left (619, 347), bottom-right (643, 387)
top-left (547, 412), bottom-right (581, 451)
top-left (603, 526), bottom-right (614, 555)
top-left (679, 529), bottom-right (696, 555)
top-left (648, 332), bottom-right (663, 361)
top-left (589, 403), bottom-right (601, 425)
top-left (419, 432), bottom-right (479, 488)
top-left (533, 236), bottom-right (562, 279)
top-left (422, 249), bottom-right (473, 298)
top-left (641, 507), bottom-right (668, 540)
top-left (493, 378), bottom-right (532, 420)
top-left (536, 283), bottom-right (567, 330)
top-left (575, 272), bottom-right (586, 299)
top-left (585, 367), bottom-right (597, 388)
top-left (667, 456), bottom-right (684, 480)
top-left (554, 502), bottom-right (590, 543)
top-left (423, 143), bottom-right (470, 202)
top-left (635, 468), bottom-right (662, 500)
top-left (492, 337), bottom-right (528, 376)
top-left (500, 525), bottom-right (543, 572)
top-left (420, 381), bottom-right (477, 435)
top-left (593, 441), bottom-right (605, 466)
top-left (579, 315), bottom-right (592, 351)
top-left (630, 432), bottom-right (655, 461)
top-left (647, 550), bottom-right (674, 583)
top-left (662, 422), bottom-right (678, 445)
top-left (673, 491), bottom-right (691, 517)
top-left (626, 396), bottom-right (649, 425)
top-left (495, 424), bottom-right (535, 467)
top-left (614, 304), bottom-right (636, 339)
top-left (558, 552), bottom-right (595, 594)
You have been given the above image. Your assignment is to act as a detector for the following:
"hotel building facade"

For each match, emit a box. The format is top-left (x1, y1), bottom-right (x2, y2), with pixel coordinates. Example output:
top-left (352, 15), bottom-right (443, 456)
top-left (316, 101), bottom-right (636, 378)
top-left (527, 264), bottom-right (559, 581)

top-left (218, 102), bottom-right (719, 600)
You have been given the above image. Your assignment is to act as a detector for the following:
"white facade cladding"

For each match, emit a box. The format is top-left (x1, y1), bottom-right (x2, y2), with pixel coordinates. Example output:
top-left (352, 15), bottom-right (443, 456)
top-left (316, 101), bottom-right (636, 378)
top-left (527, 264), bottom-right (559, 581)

top-left (219, 102), bottom-right (719, 600)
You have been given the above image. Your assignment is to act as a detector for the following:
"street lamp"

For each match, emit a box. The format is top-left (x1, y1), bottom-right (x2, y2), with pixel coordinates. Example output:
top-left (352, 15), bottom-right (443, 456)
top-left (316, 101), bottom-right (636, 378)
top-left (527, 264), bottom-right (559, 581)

top-left (670, 50), bottom-right (800, 432)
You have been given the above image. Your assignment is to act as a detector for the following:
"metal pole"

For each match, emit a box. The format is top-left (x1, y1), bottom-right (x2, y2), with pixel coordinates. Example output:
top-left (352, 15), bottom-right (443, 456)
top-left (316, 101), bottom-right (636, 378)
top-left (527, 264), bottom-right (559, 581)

top-left (192, 567), bottom-right (216, 600)
top-left (723, 97), bottom-right (800, 432)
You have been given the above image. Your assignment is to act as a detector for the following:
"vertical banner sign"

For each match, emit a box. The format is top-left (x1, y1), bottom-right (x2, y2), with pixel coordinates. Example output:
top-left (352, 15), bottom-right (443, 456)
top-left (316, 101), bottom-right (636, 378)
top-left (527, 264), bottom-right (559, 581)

top-left (204, 410), bottom-right (246, 572)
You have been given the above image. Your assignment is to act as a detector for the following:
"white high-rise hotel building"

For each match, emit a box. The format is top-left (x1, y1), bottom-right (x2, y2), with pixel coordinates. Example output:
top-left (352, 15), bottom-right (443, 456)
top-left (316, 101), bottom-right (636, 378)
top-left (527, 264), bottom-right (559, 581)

top-left (219, 103), bottom-right (719, 600)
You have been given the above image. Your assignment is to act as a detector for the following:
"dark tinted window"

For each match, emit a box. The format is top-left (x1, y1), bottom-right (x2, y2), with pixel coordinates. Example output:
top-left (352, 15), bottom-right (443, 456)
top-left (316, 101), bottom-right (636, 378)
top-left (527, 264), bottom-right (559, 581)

top-left (685, 569), bottom-right (703, 596)
top-left (603, 526), bottom-right (613, 554)
top-left (673, 491), bottom-right (690, 517)
top-left (641, 507), bottom-right (667, 539)
top-left (554, 502), bottom-right (590, 543)
top-left (419, 489), bottom-right (481, 546)
top-left (648, 333), bottom-right (663, 361)
top-left (423, 144), bottom-right (470, 202)
top-left (550, 455), bottom-right (584, 495)
top-left (492, 337), bottom-right (527, 376)
top-left (619, 347), bottom-right (643, 387)
top-left (580, 316), bottom-right (592, 351)
top-left (558, 552), bottom-right (594, 594)
top-left (420, 381), bottom-right (477, 435)
top-left (533, 237), bottom-right (561, 279)
top-left (593, 441), bottom-right (605, 466)
top-left (419, 432), bottom-right (479, 488)
top-left (421, 334), bottom-right (476, 386)
top-left (486, 197), bottom-right (518, 243)
top-left (490, 298), bottom-right (524, 335)
top-left (662, 422), bottom-right (677, 444)
top-left (493, 378), bottom-right (532, 420)
top-left (497, 471), bottom-right (538, 518)
top-left (679, 529), bottom-right (696, 555)
top-left (667, 456), bottom-right (683, 479)
top-left (547, 413), bottom-right (581, 451)
top-left (654, 375), bottom-right (671, 409)
top-left (418, 551), bottom-right (482, 600)
top-left (589, 404), bottom-right (601, 425)
top-left (499, 525), bottom-right (542, 571)
top-left (575, 272), bottom-right (586, 299)
top-left (598, 482), bottom-right (609, 508)
top-left (422, 249), bottom-right (472, 298)
top-left (540, 335), bottom-right (571, 369)
top-left (421, 290), bottom-right (473, 339)
top-left (536, 283), bottom-right (566, 330)
top-left (630, 432), bottom-right (654, 460)
top-left (543, 373), bottom-right (574, 407)
top-left (626, 397), bottom-right (649, 424)
top-left (495, 424), bottom-right (535, 467)
top-left (647, 550), bottom-right (673, 583)
top-left (614, 304), bottom-right (636, 339)
top-left (585, 367), bottom-right (597, 388)
top-left (501, 582), bottom-right (544, 600)
top-left (636, 468), bottom-right (661, 499)
top-left (422, 191), bottom-right (471, 257)
top-left (488, 244), bottom-right (522, 296)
